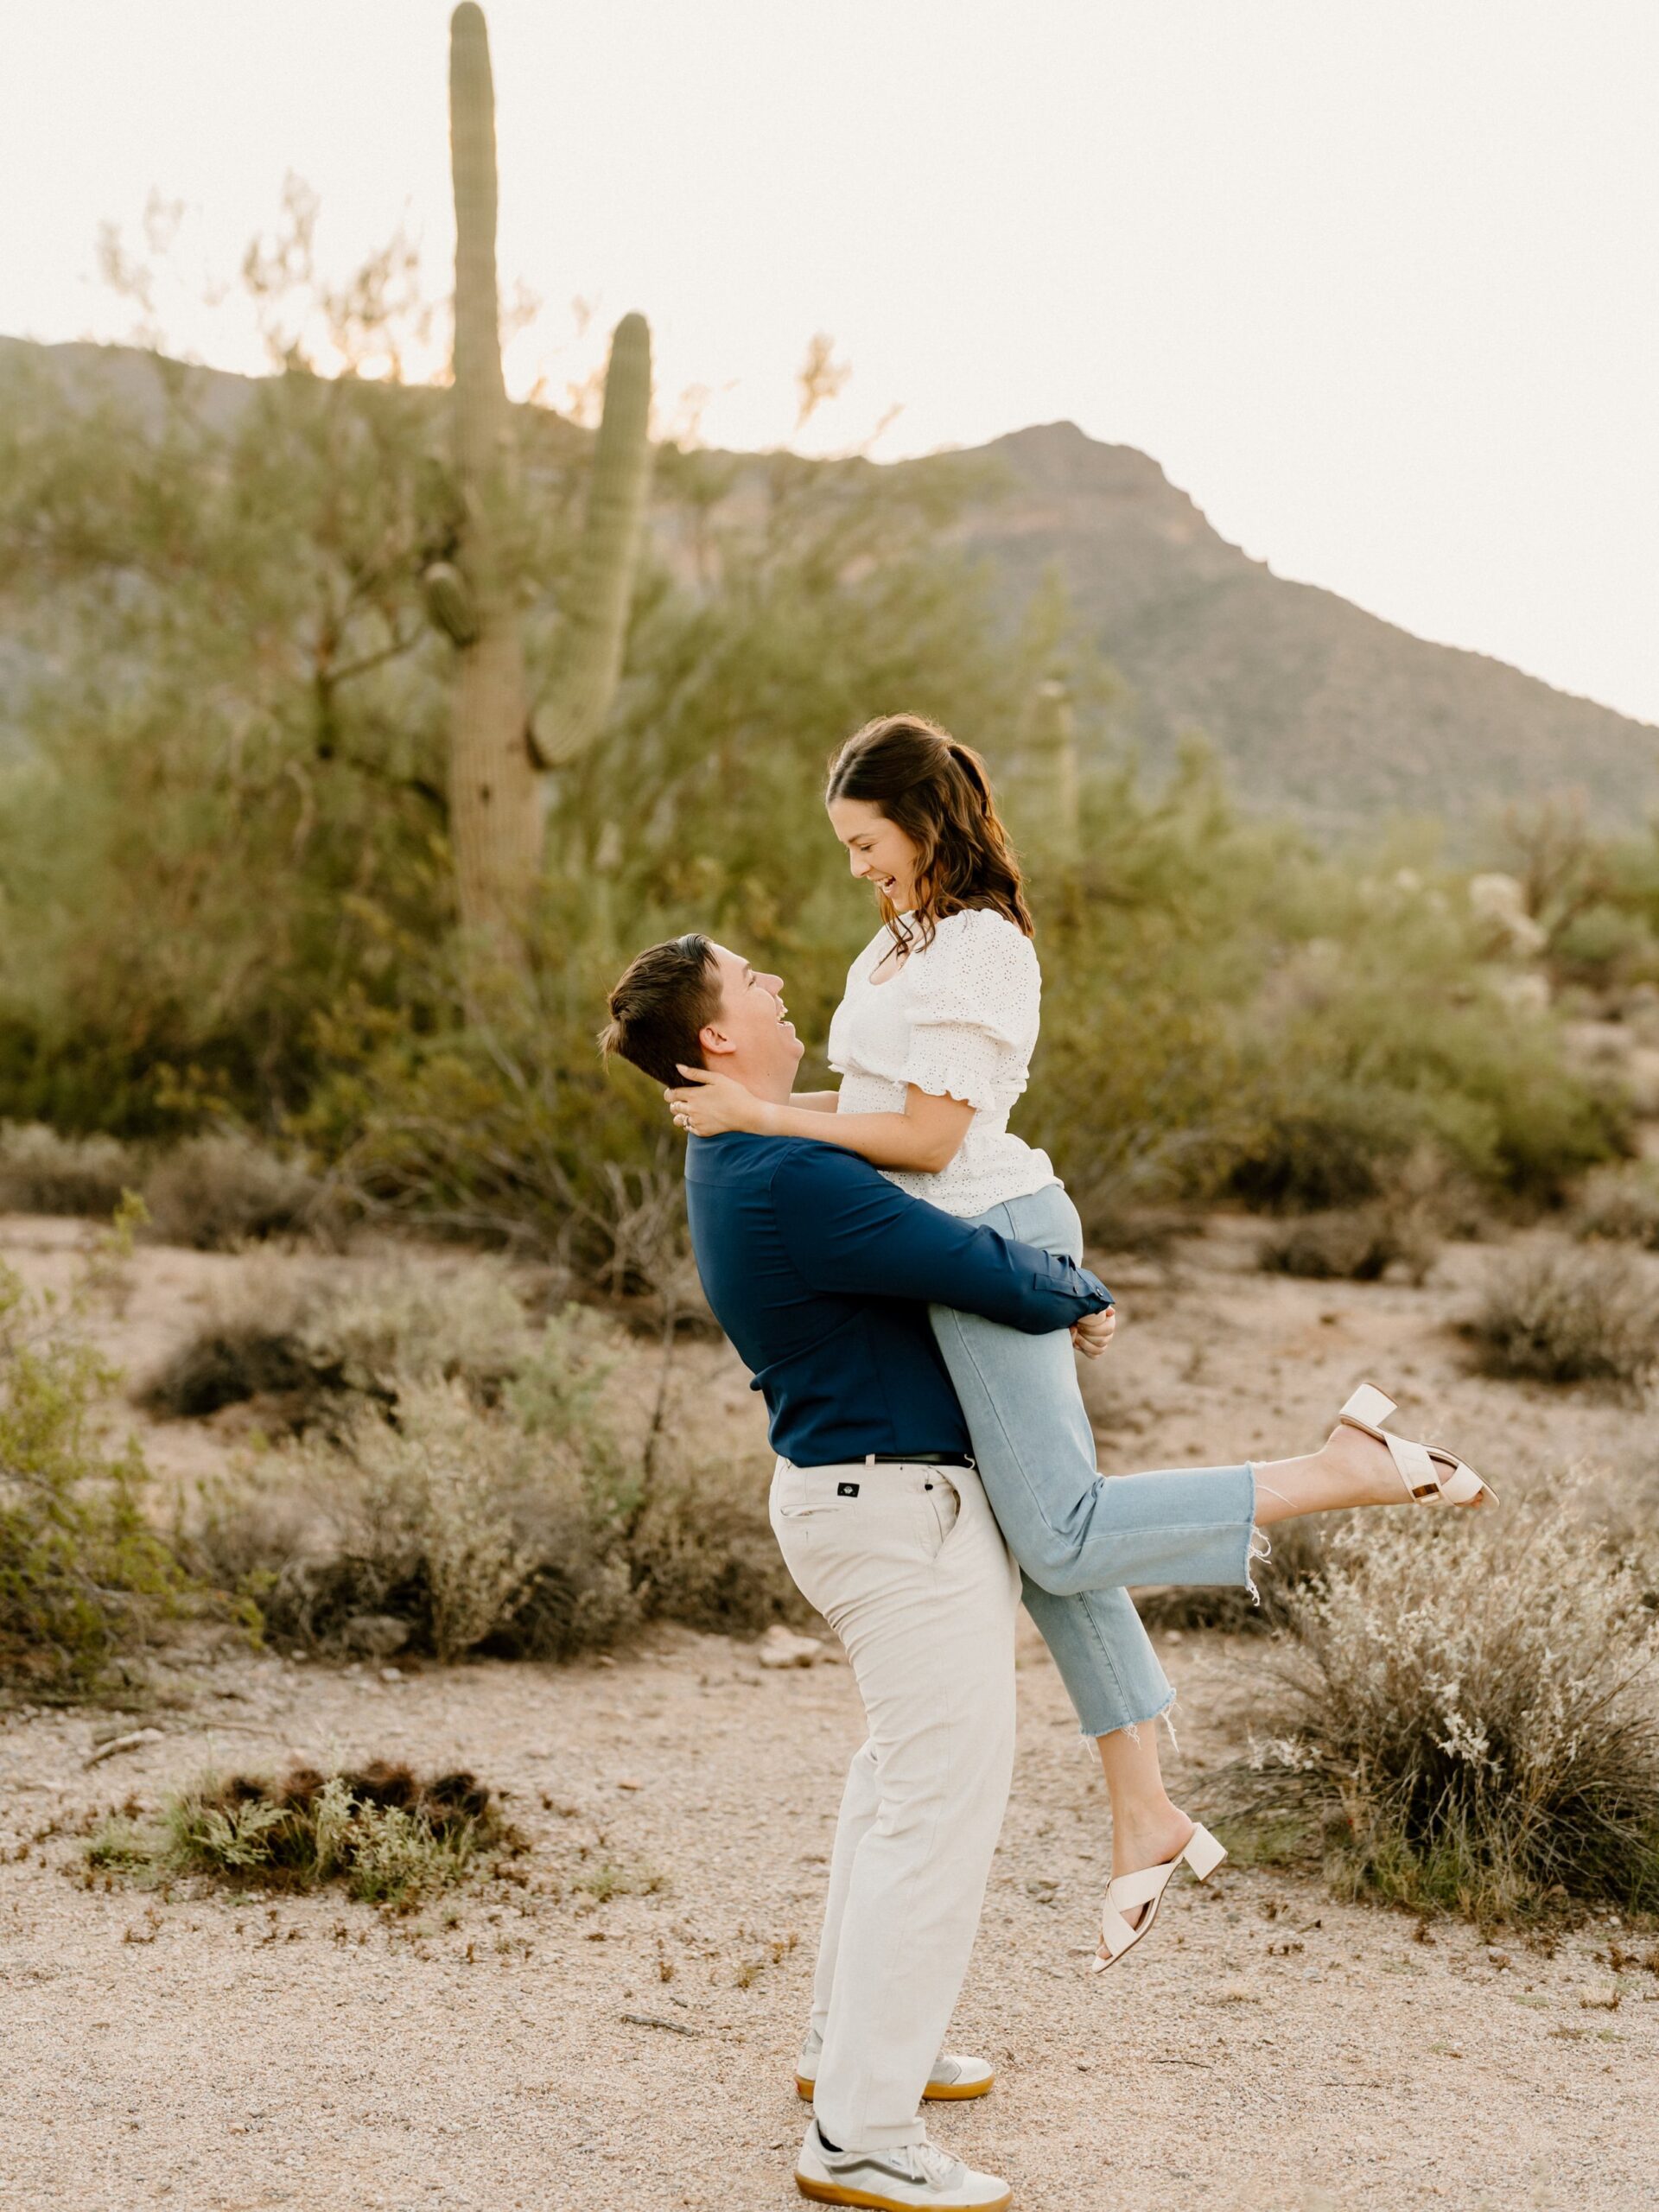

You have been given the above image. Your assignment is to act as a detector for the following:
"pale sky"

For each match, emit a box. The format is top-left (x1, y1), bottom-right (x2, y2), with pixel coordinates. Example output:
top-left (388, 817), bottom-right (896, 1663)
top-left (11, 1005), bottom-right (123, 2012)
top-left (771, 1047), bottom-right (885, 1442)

top-left (5, 1), bottom-right (1657, 727)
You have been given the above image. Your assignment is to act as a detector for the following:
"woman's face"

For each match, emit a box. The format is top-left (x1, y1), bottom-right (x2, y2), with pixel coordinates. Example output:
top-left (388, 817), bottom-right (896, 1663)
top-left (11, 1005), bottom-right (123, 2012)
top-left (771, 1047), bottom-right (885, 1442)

top-left (828, 798), bottom-right (922, 912)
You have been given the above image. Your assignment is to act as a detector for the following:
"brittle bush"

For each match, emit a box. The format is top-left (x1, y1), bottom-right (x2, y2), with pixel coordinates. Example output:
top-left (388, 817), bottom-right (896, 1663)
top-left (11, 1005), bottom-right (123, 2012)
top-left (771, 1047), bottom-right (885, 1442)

top-left (1238, 1489), bottom-right (1659, 1923)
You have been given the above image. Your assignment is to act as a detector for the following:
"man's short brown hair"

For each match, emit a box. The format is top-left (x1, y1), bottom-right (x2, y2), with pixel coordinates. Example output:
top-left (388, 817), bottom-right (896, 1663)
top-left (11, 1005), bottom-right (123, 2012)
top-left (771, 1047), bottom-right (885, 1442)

top-left (599, 933), bottom-right (723, 1087)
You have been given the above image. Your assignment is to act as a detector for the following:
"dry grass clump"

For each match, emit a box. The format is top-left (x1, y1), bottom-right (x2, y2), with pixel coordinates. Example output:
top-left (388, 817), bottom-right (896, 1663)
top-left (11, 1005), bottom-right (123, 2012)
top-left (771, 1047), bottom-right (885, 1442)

top-left (0, 1122), bottom-right (328, 1251)
top-left (1257, 1199), bottom-right (1439, 1285)
top-left (0, 1122), bottom-right (139, 1216)
top-left (86, 1759), bottom-right (506, 1908)
top-left (1573, 1162), bottom-right (1659, 1252)
top-left (141, 1132), bottom-right (323, 1250)
top-left (1470, 1244), bottom-right (1659, 1392)
top-left (143, 1251), bottom-right (531, 1425)
top-left (1240, 1490), bottom-right (1659, 1923)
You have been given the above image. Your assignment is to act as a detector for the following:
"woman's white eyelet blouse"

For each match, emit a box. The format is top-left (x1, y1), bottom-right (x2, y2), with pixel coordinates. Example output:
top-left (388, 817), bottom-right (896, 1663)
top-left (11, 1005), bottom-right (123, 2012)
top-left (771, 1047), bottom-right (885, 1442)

top-left (825, 906), bottom-right (1058, 1217)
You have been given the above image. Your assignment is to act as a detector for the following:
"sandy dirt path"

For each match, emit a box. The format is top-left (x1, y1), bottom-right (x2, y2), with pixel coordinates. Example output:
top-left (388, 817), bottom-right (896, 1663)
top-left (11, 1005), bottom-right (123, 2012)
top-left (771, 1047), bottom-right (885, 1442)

top-left (2, 1213), bottom-right (1656, 2209)
top-left (3, 1624), bottom-right (1655, 2212)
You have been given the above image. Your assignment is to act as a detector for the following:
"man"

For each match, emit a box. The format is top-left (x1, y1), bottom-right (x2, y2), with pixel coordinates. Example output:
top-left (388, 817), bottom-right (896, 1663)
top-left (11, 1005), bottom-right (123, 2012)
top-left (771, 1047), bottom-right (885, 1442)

top-left (601, 933), bottom-right (1114, 2212)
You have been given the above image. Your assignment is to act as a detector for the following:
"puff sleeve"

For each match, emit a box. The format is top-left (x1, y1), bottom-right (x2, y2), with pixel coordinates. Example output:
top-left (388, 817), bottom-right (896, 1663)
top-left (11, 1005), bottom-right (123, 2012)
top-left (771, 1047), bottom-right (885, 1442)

top-left (899, 910), bottom-right (1039, 1111)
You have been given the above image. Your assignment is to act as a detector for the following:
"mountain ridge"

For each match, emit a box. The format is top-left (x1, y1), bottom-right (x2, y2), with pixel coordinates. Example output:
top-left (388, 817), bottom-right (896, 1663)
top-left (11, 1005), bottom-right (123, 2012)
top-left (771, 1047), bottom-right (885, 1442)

top-left (3, 336), bottom-right (1652, 830)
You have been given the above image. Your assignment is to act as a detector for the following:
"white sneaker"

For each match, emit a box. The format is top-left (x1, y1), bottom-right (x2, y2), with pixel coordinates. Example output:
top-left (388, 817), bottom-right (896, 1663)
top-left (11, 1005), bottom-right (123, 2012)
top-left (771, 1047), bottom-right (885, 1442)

top-left (794, 2026), bottom-right (995, 2103)
top-left (795, 2120), bottom-right (1011, 2210)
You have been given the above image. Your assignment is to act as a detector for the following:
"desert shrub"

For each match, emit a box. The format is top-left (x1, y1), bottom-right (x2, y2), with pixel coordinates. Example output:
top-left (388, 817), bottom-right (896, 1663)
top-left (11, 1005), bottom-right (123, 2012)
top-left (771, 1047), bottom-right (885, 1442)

top-left (181, 1303), bottom-right (794, 1661)
top-left (1225, 1082), bottom-right (1421, 1214)
top-left (627, 1459), bottom-right (808, 1637)
top-left (1471, 1244), bottom-right (1659, 1392)
top-left (1257, 1198), bottom-right (1439, 1285)
top-left (1574, 1162), bottom-right (1659, 1252)
top-left (141, 1132), bottom-right (323, 1250)
top-left (142, 1251), bottom-right (531, 1425)
top-left (1240, 1492), bottom-right (1659, 1921)
top-left (0, 1258), bottom-right (184, 1698)
top-left (86, 1759), bottom-right (505, 1908)
top-left (0, 1122), bottom-right (140, 1217)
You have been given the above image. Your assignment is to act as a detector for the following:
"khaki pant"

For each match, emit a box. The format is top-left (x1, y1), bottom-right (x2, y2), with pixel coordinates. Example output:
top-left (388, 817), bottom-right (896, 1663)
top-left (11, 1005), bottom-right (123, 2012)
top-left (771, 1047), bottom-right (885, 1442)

top-left (770, 1455), bottom-right (1020, 2152)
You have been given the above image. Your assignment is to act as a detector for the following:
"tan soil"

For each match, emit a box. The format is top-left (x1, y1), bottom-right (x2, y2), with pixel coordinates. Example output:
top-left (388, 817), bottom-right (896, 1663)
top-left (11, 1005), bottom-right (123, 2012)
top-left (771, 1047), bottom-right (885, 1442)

top-left (2, 1212), bottom-right (1656, 2212)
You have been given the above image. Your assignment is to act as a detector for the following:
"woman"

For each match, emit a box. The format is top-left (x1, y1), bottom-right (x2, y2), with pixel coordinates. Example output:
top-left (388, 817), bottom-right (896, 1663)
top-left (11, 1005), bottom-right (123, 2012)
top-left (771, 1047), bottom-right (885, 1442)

top-left (666, 713), bottom-right (1492, 1968)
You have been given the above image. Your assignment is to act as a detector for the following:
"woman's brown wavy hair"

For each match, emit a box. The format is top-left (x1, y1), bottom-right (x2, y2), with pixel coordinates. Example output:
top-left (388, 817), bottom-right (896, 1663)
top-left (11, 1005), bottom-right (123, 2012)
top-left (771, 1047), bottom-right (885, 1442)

top-left (825, 714), bottom-right (1032, 954)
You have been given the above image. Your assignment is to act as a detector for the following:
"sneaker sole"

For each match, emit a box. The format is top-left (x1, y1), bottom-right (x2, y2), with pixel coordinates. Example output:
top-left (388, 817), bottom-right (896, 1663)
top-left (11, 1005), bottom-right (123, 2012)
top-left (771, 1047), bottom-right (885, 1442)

top-left (794, 2075), bottom-right (994, 2103)
top-left (796, 2178), bottom-right (1012, 2212)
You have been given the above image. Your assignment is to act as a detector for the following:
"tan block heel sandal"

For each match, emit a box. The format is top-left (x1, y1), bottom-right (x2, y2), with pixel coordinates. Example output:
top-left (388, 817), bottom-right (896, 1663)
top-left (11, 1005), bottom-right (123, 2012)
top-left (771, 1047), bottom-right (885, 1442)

top-left (1339, 1382), bottom-right (1497, 1508)
top-left (1092, 1821), bottom-right (1228, 1972)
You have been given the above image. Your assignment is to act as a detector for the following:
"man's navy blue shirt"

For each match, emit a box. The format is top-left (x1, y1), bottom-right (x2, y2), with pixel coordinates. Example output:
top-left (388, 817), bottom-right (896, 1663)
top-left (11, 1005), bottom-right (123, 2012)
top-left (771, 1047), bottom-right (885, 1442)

top-left (684, 1132), bottom-right (1112, 1466)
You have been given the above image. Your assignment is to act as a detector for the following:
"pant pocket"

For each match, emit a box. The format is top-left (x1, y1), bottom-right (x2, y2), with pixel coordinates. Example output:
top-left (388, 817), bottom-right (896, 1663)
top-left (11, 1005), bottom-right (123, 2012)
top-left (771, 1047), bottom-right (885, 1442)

top-left (923, 1477), bottom-right (962, 1557)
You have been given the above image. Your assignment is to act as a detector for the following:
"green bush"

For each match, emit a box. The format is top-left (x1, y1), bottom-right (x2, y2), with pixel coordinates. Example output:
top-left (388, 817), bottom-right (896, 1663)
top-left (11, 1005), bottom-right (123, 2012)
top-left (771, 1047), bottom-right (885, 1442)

top-left (0, 1258), bottom-right (184, 1698)
top-left (1238, 1492), bottom-right (1659, 1923)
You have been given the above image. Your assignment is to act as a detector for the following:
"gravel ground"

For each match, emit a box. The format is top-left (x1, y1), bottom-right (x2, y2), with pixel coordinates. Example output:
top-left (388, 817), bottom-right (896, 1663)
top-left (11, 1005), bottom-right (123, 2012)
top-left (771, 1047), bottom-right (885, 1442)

top-left (2, 1213), bottom-right (1656, 2210)
top-left (2, 1630), bottom-right (1656, 2212)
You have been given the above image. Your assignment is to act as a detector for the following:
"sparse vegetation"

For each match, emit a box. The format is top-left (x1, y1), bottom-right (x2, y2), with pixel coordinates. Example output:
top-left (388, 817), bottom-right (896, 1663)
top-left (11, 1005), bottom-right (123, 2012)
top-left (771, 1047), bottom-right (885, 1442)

top-left (1573, 1161), bottom-right (1659, 1251)
top-left (0, 1122), bottom-right (139, 1217)
top-left (1471, 1243), bottom-right (1659, 1392)
top-left (142, 1251), bottom-right (531, 1425)
top-left (174, 1268), bottom-right (797, 1659)
top-left (0, 1121), bottom-right (328, 1252)
top-left (86, 1759), bottom-right (509, 1908)
top-left (140, 1132), bottom-right (324, 1249)
top-left (1236, 1490), bottom-right (1659, 1923)
top-left (1257, 1198), bottom-right (1439, 1284)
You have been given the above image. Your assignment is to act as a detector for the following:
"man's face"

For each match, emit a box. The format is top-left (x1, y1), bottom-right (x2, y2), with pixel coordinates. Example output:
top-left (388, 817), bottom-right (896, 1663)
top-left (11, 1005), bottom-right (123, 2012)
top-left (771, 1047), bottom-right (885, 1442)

top-left (701, 944), bottom-right (805, 1088)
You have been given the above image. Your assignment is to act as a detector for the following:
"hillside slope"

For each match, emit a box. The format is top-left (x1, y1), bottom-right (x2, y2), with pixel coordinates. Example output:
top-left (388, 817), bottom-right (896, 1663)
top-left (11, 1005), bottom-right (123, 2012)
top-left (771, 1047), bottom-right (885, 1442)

top-left (3, 338), bottom-right (1653, 826)
top-left (949, 421), bottom-right (1655, 829)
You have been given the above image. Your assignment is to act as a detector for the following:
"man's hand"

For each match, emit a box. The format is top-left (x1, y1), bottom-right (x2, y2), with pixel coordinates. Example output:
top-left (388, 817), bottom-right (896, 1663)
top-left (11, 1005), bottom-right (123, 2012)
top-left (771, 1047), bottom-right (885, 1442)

top-left (664, 1065), bottom-right (775, 1138)
top-left (1071, 1305), bottom-right (1117, 1360)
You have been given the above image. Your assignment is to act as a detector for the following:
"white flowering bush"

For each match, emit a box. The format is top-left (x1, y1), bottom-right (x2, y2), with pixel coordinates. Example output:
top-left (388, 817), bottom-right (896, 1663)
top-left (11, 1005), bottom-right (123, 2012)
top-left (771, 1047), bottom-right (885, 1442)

top-left (1245, 1485), bottom-right (1659, 1921)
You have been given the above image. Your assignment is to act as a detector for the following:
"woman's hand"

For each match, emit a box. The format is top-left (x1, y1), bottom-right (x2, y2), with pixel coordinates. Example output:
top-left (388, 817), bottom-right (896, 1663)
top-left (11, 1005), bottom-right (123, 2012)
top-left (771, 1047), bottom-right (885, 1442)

top-left (664, 1065), bottom-right (775, 1138)
top-left (1071, 1306), bottom-right (1117, 1359)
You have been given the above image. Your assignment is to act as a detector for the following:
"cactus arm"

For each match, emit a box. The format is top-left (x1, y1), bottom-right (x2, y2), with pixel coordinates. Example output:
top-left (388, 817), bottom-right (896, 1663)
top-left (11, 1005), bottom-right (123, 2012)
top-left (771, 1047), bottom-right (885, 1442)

top-left (448, 3), bottom-right (509, 484)
top-left (529, 311), bottom-right (654, 772)
top-left (423, 558), bottom-right (480, 646)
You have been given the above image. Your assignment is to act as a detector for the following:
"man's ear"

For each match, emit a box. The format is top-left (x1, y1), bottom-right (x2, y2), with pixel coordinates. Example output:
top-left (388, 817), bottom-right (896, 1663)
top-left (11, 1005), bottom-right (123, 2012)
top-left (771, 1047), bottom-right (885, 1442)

top-left (697, 1022), bottom-right (737, 1062)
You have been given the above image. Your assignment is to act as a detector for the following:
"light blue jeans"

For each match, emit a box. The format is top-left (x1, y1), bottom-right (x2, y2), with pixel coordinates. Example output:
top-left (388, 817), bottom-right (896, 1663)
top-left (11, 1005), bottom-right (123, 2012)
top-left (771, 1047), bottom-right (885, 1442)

top-left (929, 1182), bottom-right (1258, 1739)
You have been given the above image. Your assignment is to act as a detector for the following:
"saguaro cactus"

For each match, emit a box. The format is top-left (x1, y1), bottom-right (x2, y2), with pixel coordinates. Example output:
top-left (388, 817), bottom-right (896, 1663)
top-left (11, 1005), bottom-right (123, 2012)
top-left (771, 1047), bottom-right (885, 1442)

top-left (439, 3), bottom-right (655, 946)
top-left (444, 1), bottom-right (537, 945)
top-left (1018, 676), bottom-right (1082, 868)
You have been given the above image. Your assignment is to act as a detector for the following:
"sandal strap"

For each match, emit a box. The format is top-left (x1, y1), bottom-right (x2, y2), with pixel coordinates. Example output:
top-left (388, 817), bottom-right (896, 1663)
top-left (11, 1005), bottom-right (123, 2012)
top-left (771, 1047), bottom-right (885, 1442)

top-left (1098, 1861), bottom-right (1178, 1958)
top-left (1104, 1864), bottom-right (1173, 1915)
top-left (1381, 1429), bottom-right (1446, 1503)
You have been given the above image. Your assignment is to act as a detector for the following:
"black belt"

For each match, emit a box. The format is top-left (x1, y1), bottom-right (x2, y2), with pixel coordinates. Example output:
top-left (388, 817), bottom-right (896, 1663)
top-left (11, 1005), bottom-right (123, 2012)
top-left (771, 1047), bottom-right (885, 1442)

top-left (865, 1452), bottom-right (974, 1466)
